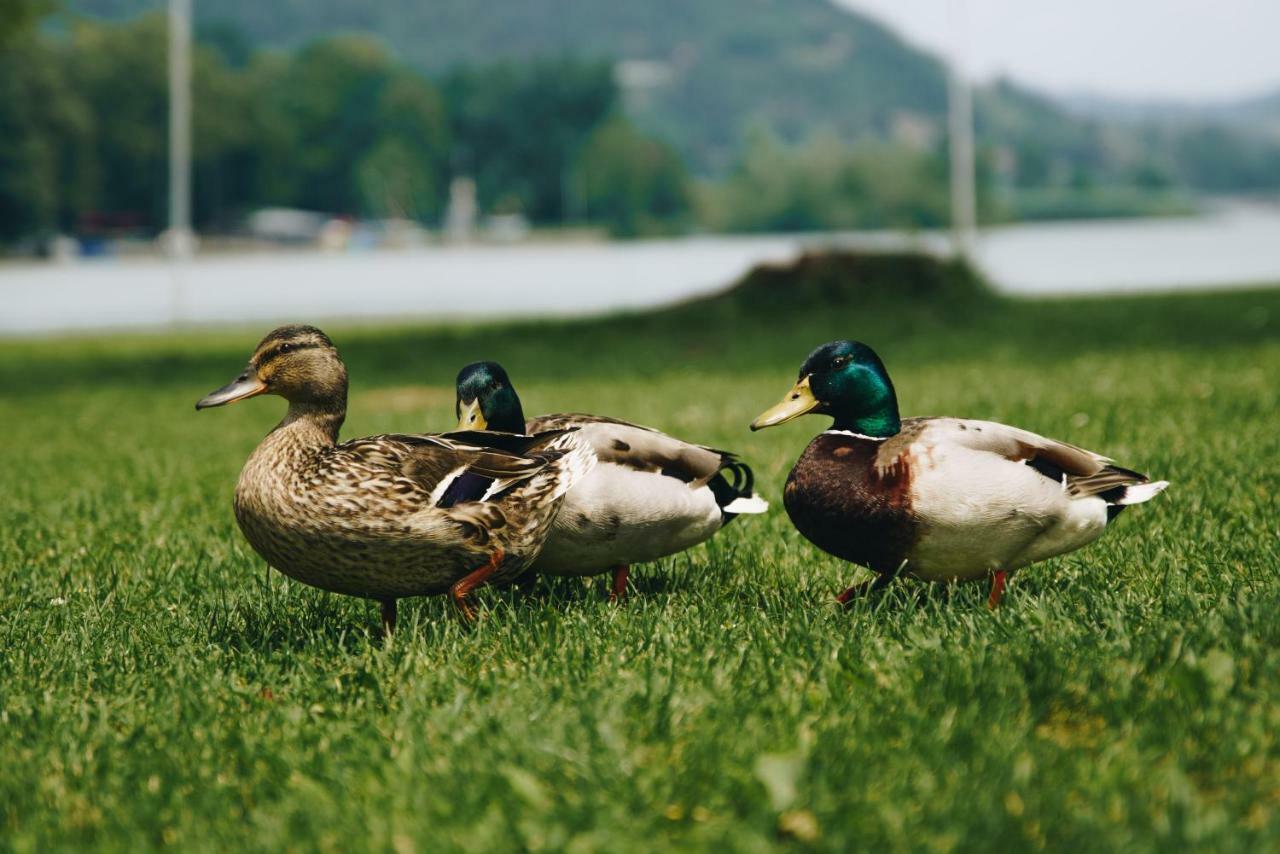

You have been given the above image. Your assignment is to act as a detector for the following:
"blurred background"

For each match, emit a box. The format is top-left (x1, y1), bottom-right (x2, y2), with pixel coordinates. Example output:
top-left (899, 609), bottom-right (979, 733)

top-left (2, 0), bottom-right (1280, 333)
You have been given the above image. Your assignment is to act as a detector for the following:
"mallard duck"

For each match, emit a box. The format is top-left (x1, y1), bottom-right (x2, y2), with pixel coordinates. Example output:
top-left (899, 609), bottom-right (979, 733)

top-left (452, 361), bottom-right (768, 599)
top-left (195, 325), bottom-right (595, 631)
top-left (750, 340), bottom-right (1168, 606)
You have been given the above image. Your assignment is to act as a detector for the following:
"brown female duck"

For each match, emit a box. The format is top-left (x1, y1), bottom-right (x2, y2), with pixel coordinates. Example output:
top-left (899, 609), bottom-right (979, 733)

top-left (196, 325), bottom-right (594, 631)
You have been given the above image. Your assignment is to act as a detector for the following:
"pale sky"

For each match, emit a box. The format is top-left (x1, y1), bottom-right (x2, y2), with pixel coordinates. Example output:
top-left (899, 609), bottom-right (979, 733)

top-left (837, 0), bottom-right (1280, 102)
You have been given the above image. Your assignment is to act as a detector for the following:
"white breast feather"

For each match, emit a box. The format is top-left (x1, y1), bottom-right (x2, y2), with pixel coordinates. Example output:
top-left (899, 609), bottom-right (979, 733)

top-left (533, 463), bottom-right (724, 575)
top-left (905, 441), bottom-right (1109, 581)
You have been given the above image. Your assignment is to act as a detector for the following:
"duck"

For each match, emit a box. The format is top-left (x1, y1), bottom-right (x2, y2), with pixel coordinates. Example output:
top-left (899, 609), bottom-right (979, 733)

top-left (195, 325), bottom-right (595, 632)
top-left (451, 361), bottom-right (768, 599)
top-left (750, 340), bottom-right (1168, 607)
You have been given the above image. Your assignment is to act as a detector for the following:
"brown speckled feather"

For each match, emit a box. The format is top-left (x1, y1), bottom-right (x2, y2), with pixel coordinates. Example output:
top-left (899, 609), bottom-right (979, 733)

top-left (233, 420), bottom-right (593, 600)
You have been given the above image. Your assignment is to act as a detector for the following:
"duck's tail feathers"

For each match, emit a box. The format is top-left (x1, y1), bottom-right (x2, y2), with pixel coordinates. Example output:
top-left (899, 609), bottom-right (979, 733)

top-left (708, 458), bottom-right (768, 523)
top-left (1104, 478), bottom-right (1169, 521)
top-left (723, 495), bottom-right (770, 515)
top-left (1115, 480), bottom-right (1170, 506)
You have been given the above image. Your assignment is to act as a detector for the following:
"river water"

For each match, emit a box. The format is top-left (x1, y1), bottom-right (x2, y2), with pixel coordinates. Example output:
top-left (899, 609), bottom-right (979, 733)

top-left (3, 206), bottom-right (1278, 336)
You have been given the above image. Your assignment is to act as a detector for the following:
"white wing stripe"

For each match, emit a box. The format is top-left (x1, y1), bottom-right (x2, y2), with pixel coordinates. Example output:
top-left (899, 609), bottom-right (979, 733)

top-left (428, 467), bottom-right (465, 505)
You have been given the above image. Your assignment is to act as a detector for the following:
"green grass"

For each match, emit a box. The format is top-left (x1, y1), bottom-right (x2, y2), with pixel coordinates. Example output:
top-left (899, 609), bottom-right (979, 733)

top-left (2, 261), bottom-right (1279, 851)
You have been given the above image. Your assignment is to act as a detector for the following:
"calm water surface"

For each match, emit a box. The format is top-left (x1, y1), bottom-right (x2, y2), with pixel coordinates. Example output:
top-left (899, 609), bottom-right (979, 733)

top-left (3, 208), bottom-right (1278, 335)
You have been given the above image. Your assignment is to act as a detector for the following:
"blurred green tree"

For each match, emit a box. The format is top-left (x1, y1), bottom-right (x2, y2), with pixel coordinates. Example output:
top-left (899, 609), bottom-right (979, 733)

top-left (0, 0), bottom-right (54, 48)
top-left (0, 20), bottom-right (457, 241)
top-left (1172, 124), bottom-right (1280, 191)
top-left (444, 57), bottom-right (615, 223)
top-left (0, 35), bottom-right (93, 240)
top-left (573, 115), bottom-right (691, 236)
top-left (700, 130), bottom-right (949, 233)
top-left (197, 19), bottom-right (254, 68)
top-left (252, 35), bottom-right (450, 219)
top-left (64, 15), bottom-right (264, 233)
top-left (357, 138), bottom-right (436, 221)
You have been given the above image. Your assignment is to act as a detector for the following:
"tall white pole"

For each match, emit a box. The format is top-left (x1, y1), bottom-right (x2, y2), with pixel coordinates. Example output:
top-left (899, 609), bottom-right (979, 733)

top-left (168, 0), bottom-right (193, 250)
top-left (167, 0), bottom-right (193, 322)
top-left (947, 0), bottom-right (977, 258)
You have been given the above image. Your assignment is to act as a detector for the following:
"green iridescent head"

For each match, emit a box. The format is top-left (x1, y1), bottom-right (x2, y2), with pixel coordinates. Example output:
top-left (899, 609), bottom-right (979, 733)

top-left (455, 361), bottom-right (527, 433)
top-left (751, 340), bottom-right (901, 437)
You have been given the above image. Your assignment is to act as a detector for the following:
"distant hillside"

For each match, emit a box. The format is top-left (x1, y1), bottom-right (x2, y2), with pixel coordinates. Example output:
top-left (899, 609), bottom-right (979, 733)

top-left (1062, 89), bottom-right (1280, 138)
top-left (68, 0), bottom-right (949, 172)
top-left (63, 0), bottom-right (1280, 195)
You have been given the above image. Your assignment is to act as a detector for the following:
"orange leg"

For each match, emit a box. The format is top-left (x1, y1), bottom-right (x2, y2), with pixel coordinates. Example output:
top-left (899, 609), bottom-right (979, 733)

top-left (609, 565), bottom-right (630, 603)
top-left (835, 584), bottom-right (863, 606)
top-left (836, 571), bottom-right (894, 606)
top-left (380, 598), bottom-right (397, 637)
top-left (987, 570), bottom-right (1008, 609)
top-left (450, 549), bottom-right (505, 623)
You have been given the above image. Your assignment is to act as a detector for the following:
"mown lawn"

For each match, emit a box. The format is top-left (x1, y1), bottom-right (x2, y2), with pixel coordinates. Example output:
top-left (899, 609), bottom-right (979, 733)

top-left (2, 258), bottom-right (1278, 851)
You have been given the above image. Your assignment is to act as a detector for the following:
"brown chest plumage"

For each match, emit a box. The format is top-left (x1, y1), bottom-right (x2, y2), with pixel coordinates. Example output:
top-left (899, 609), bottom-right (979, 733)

top-left (783, 432), bottom-right (917, 574)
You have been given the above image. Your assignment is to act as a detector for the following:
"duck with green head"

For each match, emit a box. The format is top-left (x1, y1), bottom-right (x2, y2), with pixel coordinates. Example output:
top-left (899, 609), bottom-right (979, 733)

top-left (195, 325), bottom-right (595, 633)
top-left (452, 360), bottom-right (769, 599)
top-left (752, 340), bottom-right (1169, 606)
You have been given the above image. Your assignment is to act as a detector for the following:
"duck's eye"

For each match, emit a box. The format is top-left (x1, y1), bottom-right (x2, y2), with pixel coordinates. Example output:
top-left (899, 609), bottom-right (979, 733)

top-left (279, 343), bottom-right (295, 354)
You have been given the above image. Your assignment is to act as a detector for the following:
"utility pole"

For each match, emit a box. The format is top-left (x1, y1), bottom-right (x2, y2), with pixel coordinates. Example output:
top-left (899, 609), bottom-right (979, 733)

top-left (947, 0), bottom-right (977, 258)
top-left (167, 0), bottom-right (193, 322)
top-left (168, 0), bottom-right (193, 255)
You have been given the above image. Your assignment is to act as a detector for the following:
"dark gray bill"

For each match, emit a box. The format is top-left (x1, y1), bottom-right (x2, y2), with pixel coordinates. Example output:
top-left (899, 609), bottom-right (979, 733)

top-left (196, 367), bottom-right (267, 410)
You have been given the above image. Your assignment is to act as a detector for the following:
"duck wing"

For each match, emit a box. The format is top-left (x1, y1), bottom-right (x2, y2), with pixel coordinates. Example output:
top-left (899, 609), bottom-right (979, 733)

top-left (526, 413), bottom-right (727, 487)
top-left (879, 418), bottom-right (1152, 498)
top-left (342, 433), bottom-right (566, 506)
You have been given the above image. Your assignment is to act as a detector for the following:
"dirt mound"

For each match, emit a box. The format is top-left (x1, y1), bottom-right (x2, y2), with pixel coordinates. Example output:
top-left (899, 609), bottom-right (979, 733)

top-left (717, 250), bottom-right (993, 311)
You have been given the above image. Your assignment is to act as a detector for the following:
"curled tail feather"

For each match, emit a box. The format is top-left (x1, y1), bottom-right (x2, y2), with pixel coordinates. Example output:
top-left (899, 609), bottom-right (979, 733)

top-left (709, 458), bottom-right (769, 523)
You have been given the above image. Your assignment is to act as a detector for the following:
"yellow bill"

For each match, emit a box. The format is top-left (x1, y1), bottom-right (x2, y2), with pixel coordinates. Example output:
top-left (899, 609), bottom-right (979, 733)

top-left (456, 398), bottom-right (488, 431)
top-left (750, 376), bottom-right (819, 431)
